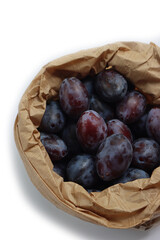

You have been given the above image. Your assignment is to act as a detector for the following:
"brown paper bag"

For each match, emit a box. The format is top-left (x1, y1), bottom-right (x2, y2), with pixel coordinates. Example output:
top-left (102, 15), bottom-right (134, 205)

top-left (14, 41), bottom-right (160, 230)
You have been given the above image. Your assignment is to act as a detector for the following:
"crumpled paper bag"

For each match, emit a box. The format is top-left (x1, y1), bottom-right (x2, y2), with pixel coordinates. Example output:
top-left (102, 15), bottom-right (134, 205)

top-left (14, 41), bottom-right (160, 230)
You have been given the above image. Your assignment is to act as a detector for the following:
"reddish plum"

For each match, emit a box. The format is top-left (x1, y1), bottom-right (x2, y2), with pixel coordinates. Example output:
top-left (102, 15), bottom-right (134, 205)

top-left (146, 108), bottom-right (160, 144)
top-left (40, 132), bottom-right (68, 163)
top-left (96, 134), bottom-right (133, 181)
top-left (107, 119), bottom-right (133, 142)
top-left (59, 77), bottom-right (89, 119)
top-left (116, 91), bottom-right (146, 124)
top-left (132, 138), bottom-right (160, 173)
top-left (76, 110), bottom-right (108, 153)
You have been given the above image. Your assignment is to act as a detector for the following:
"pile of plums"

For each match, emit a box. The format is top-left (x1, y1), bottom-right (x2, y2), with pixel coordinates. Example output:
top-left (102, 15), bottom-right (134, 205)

top-left (38, 68), bottom-right (160, 193)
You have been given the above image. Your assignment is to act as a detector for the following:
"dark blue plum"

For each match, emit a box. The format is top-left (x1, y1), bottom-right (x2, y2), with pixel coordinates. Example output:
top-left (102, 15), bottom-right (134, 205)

top-left (83, 76), bottom-right (94, 98)
top-left (40, 132), bottom-right (68, 163)
top-left (95, 69), bottom-right (128, 102)
top-left (61, 120), bottom-right (82, 157)
top-left (66, 154), bottom-right (99, 188)
top-left (89, 95), bottom-right (114, 122)
top-left (39, 101), bottom-right (66, 133)
top-left (53, 160), bottom-right (67, 179)
top-left (130, 113), bottom-right (148, 139)
top-left (112, 168), bottom-right (149, 185)
top-left (87, 189), bottom-right (101, 193)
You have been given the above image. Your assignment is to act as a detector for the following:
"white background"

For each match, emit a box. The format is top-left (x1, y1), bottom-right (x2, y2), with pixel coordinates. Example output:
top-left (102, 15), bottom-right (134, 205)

top-left (1, 0), bottom-right (160, 239)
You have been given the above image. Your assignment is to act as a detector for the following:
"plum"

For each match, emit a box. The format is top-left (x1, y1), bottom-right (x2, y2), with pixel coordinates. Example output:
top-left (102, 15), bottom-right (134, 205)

top-left (89, 95), bottom-right (114, 122)
top-left (146, 108), bottom-right (160, 144)
top-left (39, 101), bottom-right (66, 133)
top-left (95, 69), bottom-right (128, 102)
top-left (83, 76), bottom-right (94, 98)
top-left (40, 132), bottom-right (68, 163)
top-left (87, 189), bottom-right (101, 193)
top-left (66, 154), bottom-right (99, 188)
top-left (107, 119), bottom-right (133, 142)
top-left (130, 113), bottom-right (148, 139)
top-left (76, 110), bottom-right (108, 153)
top-left (59, 77), bottom-right (89, 119)
top-left (61, 120), bottom-right (82, 157)
top-left (53, 160), bottom-right (67, 179)
top-left (116, 91), bottom-right (146, 124)
top-left (112, 168), bottom-right (149, 185)
top-left (96, 134), bottom-right (133, 181)
top-left (132, 138), bottom-right (160, 173)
